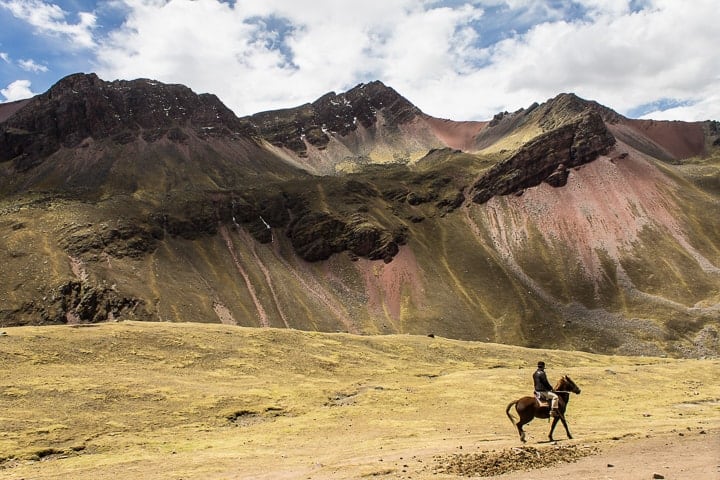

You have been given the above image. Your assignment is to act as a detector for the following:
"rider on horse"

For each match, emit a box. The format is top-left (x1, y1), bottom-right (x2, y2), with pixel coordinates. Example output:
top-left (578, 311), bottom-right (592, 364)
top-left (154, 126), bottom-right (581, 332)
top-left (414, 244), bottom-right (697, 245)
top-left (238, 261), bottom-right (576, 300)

top-left (533, 361), bottom-right (559, 416)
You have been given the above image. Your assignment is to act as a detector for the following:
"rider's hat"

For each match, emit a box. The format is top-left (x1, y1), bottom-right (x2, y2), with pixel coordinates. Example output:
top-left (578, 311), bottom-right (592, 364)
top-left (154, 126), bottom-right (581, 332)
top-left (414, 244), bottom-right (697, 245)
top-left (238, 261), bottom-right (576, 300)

top-left (537, 361), bottom-right (545, 368)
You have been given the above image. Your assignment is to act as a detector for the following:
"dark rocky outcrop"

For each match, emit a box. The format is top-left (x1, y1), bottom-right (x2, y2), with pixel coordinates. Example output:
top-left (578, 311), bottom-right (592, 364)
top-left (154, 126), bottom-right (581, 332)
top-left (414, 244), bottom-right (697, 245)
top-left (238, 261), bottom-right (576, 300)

top-left (286, 211), bottom-right (404, 263)
top-left (471, 111), bottom-right (616, 203)
top-left (57, 280), bottom-right (147, 323)
top-left (1, 280), bottom-right (149, 326)
top-left (58, 221), bottom-right (162, 259)
top-left (0, 73), bottom-right (256, 169)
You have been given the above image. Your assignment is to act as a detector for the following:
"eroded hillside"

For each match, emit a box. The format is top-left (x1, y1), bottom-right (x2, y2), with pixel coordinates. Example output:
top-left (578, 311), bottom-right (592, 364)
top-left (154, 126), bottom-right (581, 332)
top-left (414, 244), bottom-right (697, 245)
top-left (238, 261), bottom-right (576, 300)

top-left (0, 74), bottom-right (718, 357)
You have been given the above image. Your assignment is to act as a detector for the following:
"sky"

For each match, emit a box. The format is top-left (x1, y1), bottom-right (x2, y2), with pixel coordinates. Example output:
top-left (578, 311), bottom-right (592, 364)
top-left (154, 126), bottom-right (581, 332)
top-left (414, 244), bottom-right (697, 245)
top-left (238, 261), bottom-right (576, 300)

top-left (1, 0), bottom-right (719, 121)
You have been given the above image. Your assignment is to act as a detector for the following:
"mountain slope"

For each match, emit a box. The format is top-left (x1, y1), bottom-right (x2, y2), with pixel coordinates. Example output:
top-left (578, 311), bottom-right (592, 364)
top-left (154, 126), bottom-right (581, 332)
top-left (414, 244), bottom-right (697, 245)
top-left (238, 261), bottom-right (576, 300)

top-left (244, 80), bottom-right (486, 174)
top-left (0, 73), bottom-right (305, 197)
top-left (0, 74), bottom-right (718, 358)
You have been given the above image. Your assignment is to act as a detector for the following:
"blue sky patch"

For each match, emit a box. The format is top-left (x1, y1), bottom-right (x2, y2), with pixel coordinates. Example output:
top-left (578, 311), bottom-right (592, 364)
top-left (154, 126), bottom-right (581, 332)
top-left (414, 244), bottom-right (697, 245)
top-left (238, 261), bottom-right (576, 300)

top-left (627, 98), bottom-right (696, 119)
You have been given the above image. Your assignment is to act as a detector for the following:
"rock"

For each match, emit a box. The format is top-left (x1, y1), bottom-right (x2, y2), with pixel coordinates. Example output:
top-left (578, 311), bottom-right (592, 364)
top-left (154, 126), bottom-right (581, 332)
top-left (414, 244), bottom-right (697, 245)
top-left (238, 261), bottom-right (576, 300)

top-left (471, 109), bottom-right (615, 203)
top-left (653, 474), bottom-right (665, 479)
top-left (286, 211), bottom-right (347, 262)
top-left (544, 163), bottom-right (569, 187)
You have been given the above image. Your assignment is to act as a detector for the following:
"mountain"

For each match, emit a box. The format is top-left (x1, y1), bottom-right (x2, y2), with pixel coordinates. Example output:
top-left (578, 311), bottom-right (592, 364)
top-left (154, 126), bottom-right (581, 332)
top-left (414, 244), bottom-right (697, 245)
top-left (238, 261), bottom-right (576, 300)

top-left (1, 73), bottom-right (718, 358)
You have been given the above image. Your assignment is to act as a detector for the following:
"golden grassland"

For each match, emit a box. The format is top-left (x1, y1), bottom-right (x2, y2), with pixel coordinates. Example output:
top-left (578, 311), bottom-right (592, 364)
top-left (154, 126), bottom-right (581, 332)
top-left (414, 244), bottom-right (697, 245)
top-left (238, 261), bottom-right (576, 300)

top-left (0, 321), bottom-right (718, 479)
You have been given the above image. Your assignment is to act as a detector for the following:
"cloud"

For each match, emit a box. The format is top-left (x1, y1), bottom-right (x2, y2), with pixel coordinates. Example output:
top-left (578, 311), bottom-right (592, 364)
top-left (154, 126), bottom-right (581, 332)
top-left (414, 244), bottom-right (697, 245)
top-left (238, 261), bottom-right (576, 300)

top-left (18, 58), bottom-right (49, 73)
top-left (96, 0), bottom-right (489, 116)
top-left (480, 0), bottom-right (720, 118)
top-left (387, 0), bottom-right (720, 121)
top-left (1, 79), bottom-right (35, 101)
top-left (0, 52), bottom-right (9, 63)
top-left (91, 0), bottom-right (720, 121)
top-left (0, 0), bottom-right (97, 48)
top-left (5, 0), bottom-right (708, 122)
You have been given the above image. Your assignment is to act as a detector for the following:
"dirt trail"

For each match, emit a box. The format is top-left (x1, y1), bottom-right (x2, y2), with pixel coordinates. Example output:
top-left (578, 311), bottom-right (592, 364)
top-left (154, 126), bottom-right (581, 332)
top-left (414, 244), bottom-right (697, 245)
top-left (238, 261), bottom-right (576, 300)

top-left (311, 430), bottom-right (719, 480)
top-left (486, 430), bottom-right (719, 480)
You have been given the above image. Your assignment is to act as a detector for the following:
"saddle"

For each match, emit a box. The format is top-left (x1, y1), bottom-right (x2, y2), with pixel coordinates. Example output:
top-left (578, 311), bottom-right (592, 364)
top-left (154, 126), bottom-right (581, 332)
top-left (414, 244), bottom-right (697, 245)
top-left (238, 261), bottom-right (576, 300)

top-left (534, 391), bottom-right (550, 408)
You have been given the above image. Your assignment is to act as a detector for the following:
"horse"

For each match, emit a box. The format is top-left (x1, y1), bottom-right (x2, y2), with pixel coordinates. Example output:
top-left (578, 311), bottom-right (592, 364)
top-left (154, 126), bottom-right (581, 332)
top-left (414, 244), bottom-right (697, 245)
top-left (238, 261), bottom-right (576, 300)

top-left (505, 375), bottom-right (581, 443)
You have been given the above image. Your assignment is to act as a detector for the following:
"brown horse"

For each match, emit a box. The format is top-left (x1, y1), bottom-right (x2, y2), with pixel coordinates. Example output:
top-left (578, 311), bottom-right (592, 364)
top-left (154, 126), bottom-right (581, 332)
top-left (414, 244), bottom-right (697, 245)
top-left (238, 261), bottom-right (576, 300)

top-left (506, 375), bottom-right (581, 443)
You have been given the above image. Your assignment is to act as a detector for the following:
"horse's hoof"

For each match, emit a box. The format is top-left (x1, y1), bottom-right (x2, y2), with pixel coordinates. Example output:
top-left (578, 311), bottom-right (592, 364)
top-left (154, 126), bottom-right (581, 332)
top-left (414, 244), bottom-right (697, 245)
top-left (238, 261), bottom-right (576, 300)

top-left (568, 435), bottom-right (573, 440)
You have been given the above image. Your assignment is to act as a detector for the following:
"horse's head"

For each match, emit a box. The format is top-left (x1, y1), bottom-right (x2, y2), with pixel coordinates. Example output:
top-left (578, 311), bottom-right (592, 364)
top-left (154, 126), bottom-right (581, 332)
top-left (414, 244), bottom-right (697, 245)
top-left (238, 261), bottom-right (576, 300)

top-left (558, 375), bottom-right (581, 394)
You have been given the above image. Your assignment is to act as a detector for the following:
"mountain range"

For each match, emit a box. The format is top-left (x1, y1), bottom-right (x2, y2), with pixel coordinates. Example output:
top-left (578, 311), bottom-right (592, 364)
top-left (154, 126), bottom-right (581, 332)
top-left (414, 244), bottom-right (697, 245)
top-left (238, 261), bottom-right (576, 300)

top-left (1, 73), bottom-right (718, 358)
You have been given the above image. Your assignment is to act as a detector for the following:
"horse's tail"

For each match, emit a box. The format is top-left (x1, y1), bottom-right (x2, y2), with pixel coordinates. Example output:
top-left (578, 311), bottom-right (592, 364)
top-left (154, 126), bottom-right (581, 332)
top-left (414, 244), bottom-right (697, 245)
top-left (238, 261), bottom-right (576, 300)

top-left (506, 399), bottom-right (519, 424)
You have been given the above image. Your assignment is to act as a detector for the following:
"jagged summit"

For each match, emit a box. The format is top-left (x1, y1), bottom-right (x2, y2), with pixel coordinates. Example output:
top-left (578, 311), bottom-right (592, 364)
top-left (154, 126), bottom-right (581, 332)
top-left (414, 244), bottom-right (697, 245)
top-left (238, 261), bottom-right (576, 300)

top-left (245, 80), bottom-right (421, 157)
top-left (543, 92), bottom-right (624, 122)
top-left (0, 73), bottom-right (254, 170)
top-left (42, 73), bottom-right (243, 130)
top-left (0, 73), bottom-right (302, 196)
top-left (475, 92), bottom-right (623, 151)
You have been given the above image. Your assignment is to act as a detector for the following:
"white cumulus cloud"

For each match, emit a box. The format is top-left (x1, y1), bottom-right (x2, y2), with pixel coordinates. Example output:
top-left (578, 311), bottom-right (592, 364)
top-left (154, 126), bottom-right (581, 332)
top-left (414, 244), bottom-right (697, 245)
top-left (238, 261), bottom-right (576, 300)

top-left (95, 0), bottom-right (490, 116)
top-left (5, 0), bottom-right (718, 121)
top-left (1, 79), bottom-right (35, 101)
top-left (0, 0), bottom-right (97, 48)
top-left (92, 0), bottom-right (720, 121)
top-left (18, 58), bottom-right (49, 73)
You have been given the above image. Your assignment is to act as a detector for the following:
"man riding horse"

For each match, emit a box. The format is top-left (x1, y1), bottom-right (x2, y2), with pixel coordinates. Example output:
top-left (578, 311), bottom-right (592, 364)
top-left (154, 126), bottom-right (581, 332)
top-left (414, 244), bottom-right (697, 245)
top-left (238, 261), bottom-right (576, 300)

top-left (533, 361), bottom-right (559, 416)
top-left (507, 370), bottom-right (581, 442)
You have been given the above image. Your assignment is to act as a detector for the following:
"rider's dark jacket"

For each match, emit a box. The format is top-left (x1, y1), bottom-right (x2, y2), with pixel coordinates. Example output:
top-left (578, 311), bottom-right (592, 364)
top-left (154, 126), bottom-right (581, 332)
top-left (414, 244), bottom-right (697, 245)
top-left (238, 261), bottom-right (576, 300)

top-left (533, 368), bottom-right (553, 392)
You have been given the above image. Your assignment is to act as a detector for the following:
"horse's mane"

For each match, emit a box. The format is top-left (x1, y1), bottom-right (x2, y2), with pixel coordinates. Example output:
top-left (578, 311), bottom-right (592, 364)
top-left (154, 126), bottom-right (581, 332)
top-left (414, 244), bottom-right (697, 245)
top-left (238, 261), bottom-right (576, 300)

top-left (553, 375), bottom-right (569, 390)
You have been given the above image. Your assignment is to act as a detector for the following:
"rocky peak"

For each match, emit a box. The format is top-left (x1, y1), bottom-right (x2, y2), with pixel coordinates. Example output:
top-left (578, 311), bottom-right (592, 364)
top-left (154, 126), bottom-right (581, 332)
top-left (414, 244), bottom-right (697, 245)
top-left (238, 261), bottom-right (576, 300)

top-left (0, 73), bottom-right (254, 169)
top-left (246, 80), bottom-right (421, 156)
top-left (540, 92), bottom-right (624, 126)
top-left (471, 109), bottom-right (616, 203)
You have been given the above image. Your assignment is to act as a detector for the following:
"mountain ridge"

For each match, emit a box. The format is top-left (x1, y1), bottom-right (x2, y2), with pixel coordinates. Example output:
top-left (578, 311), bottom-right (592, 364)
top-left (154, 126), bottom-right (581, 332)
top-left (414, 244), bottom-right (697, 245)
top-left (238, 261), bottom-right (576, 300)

top-left (1, 73), bottom-right (718, 358)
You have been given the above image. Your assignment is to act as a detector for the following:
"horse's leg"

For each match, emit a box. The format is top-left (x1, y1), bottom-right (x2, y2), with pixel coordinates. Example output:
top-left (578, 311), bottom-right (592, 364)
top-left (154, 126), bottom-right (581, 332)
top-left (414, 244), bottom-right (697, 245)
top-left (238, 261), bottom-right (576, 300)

top-left (548, 416), bottom-right (560, 441)
top-left (516, 411), bottom-right (532, 443)
top-left (517, 417), bottom-right (528, 443)
top-left (559, 415), bottom-right (572, 439)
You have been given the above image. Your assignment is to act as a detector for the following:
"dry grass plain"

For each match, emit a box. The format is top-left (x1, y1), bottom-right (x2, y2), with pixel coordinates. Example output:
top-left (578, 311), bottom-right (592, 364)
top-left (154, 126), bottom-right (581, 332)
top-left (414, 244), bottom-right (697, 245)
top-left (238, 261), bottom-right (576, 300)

top-left (0, 321), bottom-right (718, 479)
